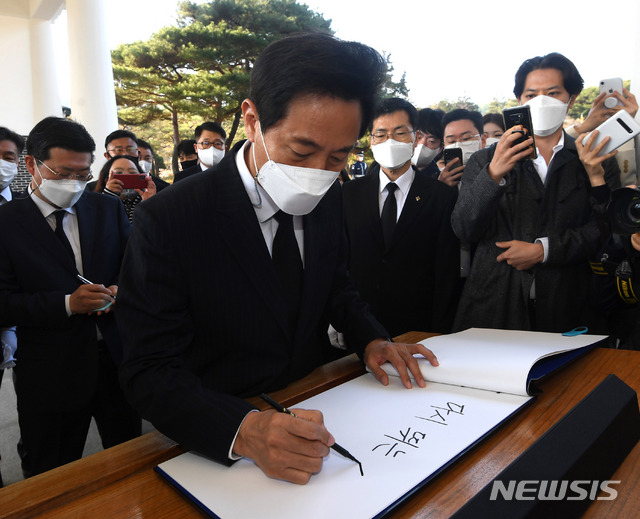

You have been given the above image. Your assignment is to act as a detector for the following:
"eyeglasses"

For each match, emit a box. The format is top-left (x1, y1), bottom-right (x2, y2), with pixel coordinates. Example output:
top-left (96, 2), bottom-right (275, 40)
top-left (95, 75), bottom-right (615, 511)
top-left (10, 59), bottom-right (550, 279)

top-left (38, 160), bottom-right (93, 182)
top-left (416, 130), bottom-right (442, 147)
top-left (443, 133), bottom-right (480, 146)
top-left (370, 128), bottom-right (415, 144)
top-left (196, 140), bottom-right (225, 150)
top-left (107, 146), bottom-right (138, 155)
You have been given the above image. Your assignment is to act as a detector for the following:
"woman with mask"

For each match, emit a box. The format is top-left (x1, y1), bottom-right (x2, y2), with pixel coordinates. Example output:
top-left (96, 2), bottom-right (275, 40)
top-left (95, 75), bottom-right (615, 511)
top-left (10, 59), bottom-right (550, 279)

top-left (451, 52), bottom-right (621, 334)
top-left (95, 155), bottom-right (156, 222)
top-left (482, 113), bottom-right (505, 148)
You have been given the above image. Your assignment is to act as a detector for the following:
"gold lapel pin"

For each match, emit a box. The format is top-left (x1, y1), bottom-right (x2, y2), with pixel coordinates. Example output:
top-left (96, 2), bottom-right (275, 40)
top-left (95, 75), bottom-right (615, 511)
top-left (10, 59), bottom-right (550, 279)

top-left (415, 196), bottom-right (421, 201)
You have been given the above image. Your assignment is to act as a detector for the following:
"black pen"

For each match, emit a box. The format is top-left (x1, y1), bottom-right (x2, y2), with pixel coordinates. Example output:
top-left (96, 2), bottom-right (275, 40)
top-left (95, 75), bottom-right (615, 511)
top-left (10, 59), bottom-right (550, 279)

top-left (259, 393), bottom-right (364, 476)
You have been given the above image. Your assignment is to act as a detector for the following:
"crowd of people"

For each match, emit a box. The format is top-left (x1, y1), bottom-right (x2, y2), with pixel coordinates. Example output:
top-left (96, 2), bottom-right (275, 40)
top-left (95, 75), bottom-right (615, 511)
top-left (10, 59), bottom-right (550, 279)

top-left (1, 33), bottom-right (640, 488)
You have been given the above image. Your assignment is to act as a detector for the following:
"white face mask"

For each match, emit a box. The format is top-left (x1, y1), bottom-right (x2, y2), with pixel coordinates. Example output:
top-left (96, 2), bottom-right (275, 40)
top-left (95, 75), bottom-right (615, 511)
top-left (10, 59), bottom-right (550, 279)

top-left (198, 146), bottom-right (225, 168)
top-left (138, 159), bottom-right (152, 174)
top-left (253, 122), bottom-right (339, 216)
top-left (484, 137), bottom-right (501, 148)
top-left (411, 144), bottom-right (440, 169)
top-left (0, 159), bottom-right (18, 191)
top-left (444, 139), bottom-right (481, 164)
top-left (371, 139), bottom-right (414, 169)
top-left (525, 95), bottom-right (568, 137)
top-left (34, 163), bottom-right (86, 209)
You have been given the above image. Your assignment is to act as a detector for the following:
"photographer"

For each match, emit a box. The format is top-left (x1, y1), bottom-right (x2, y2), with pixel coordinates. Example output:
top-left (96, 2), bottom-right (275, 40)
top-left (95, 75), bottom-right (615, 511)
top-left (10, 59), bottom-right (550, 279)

top-left (451, 52), bottom-right (620, 333)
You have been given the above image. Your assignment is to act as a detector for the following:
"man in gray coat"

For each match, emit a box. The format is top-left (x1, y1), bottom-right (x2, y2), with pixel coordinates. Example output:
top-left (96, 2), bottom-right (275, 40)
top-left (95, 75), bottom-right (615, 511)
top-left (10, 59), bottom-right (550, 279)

top-left (452, 53), bottom-right (620, 333)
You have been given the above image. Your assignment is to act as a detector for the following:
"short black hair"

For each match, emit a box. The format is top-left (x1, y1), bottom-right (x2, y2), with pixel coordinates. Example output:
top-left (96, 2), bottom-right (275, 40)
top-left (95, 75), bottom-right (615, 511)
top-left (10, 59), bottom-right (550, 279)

top-left (416, 108), bottom-right (445, 141)
top-left (250, 32), bottom-right (386, 138)
top-left (482, 113), bottom-right (505, 131)
top-left (177, 139), bottom-right (196, 156)
top-left (0, 127), bottom-right (25, 154)
top-left (137, 139), bottom-right (153, 153)
top-left (104, 129), bottom-right (138, 149)
top-left (26, 117), bottom-right (95, 162)
top-left (441, 109), bottom-right (483, 136)
top-left (194, 122), bottom-right (226, 142)
top-left (370, 98), bottom-right (418, 132)
top-left (513, 52), bottom-right (584, 99)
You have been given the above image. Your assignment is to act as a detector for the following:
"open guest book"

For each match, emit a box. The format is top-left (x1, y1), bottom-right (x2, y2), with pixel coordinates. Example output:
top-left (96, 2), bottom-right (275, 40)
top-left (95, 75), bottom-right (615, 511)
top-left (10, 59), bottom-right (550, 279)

top-left (156, 328), bottom-right (607, 519)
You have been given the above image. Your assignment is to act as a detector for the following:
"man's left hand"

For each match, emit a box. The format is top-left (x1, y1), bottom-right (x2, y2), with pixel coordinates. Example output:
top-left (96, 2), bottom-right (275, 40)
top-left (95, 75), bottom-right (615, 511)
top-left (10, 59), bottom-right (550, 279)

top-left (363, 339), bottom-right (438, 389)
top-left (496, 240), bottom-right (544, 270)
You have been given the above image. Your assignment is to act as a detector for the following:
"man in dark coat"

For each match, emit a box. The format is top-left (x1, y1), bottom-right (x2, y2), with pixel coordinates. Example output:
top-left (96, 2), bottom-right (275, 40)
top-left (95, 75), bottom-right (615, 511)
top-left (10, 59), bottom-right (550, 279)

top-left (452, 53), bottom-right (621, 333)
top-left (116, 34), bottom-right (438, 486)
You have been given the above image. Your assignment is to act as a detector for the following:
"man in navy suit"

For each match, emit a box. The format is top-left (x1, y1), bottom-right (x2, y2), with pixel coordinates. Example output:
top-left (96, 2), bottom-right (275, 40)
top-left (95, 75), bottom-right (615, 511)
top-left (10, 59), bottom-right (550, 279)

top-left (0, 117), bottom-right (140, 477)
top-left (117, 33), bottom-right (439, 485)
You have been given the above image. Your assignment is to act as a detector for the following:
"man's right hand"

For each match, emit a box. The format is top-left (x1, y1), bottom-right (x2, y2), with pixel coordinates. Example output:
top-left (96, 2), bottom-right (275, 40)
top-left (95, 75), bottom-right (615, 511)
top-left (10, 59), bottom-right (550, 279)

top-left (437, 159), bottom-right (464, 187)
top-left (233, 408), bottom-right (335, 484)
top-left (488, 126), bottom-right (534, 183)
top-left (69, 284), bottom-right (115, 314)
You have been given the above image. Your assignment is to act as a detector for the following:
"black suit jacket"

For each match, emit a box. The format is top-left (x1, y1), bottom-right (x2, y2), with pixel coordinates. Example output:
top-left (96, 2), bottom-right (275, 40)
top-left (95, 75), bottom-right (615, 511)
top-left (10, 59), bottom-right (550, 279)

top-left (342, 169), bottom-right (460, 336)
top-left (173, 164), bottom-right (203, 183)
top-left (0, 192), bottom-right (130, 413)
top-left (117, 142), bottom-right (387, 464)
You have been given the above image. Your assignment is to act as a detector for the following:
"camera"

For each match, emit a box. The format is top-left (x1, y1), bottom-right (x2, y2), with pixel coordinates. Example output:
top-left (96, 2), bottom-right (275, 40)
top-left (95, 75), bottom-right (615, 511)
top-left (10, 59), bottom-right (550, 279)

top-left (607, 187), bottom-right (640, 234)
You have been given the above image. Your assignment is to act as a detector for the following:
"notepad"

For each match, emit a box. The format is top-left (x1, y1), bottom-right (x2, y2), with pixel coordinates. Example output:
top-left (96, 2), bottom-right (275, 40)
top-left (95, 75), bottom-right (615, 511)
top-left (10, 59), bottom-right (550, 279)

top-left (156, 329), bottom-right (606, 519)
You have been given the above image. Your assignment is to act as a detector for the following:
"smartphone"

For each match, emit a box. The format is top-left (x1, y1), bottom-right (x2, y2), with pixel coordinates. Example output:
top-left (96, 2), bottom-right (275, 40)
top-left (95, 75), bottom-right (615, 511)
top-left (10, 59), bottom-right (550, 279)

top-left (502, 105), bottom-right (537, 159)
top-left (582, 109), bottom-right (640, 157)
top-left (443, 147), bottom-right (463, 167)
top-left (599, 77), bottom-right (624, 108)
top-left (112, 173), bottom-right (148, 189)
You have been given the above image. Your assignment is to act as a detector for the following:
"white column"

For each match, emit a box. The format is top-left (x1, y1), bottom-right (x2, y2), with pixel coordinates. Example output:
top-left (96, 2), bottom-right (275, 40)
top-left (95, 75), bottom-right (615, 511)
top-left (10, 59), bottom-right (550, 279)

top-left (30, 18), bottom-right (62, 122)
top-left (65, 0), bottom-right (117, 156)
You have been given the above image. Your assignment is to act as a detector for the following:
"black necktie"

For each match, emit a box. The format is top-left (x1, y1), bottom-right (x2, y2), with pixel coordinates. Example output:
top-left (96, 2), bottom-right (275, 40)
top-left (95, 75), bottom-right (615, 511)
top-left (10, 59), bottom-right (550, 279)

top-left (272, 210), bottom-right (303, 335)
top-left (381, 183), bottom-right (398, 248)
top-left (54, 210), bottom-right (76, 263)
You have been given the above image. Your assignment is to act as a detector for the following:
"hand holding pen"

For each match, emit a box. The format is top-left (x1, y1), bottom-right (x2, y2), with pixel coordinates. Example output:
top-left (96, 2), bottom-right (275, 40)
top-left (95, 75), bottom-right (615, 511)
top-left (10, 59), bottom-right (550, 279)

top-left (69, 274), bottom-right (117, 315)
top-left (231, 395), bottom-right (338, 485)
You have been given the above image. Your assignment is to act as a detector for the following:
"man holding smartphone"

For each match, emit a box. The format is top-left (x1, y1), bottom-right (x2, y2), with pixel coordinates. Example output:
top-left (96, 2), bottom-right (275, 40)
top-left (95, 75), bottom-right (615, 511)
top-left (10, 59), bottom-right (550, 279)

top-left (451, 52), bottom-right (621, 333)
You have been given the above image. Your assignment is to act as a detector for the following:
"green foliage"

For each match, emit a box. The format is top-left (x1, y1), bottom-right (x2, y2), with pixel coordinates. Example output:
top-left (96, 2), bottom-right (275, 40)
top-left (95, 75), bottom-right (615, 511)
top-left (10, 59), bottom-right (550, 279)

top-left (381, 53), bottom-right (409, 98)
top-left (112, 0), bottom-right (333, 173)
top-left (430, 96), bottom-right (480, 113)
top-left (484, 98), bottom-right (518, 114)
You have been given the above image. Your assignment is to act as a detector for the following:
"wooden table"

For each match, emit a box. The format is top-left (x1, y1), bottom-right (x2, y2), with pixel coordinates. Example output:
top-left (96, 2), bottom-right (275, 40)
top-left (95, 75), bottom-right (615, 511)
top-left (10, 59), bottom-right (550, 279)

top-left (1, 332), bottom-right (639, 519)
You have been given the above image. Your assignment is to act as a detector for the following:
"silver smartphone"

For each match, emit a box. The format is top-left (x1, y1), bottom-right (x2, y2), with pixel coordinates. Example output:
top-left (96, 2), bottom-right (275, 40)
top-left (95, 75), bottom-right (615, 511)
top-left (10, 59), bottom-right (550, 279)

top-left (582, 110), bottom-right (640, 156)
top-left (599, 77), bottom-right (624, 108)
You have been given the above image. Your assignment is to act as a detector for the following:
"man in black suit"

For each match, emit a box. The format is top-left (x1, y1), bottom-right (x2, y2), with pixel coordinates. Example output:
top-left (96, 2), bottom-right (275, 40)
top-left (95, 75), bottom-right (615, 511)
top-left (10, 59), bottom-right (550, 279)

top-left (172, 121), bottom-right (227, 183)
top-left (0, 117), bottom-right (140, 477)
top-left (343, 98), bottom-right (460, 337)
top-left (117, 33), bottom-right (439, 485)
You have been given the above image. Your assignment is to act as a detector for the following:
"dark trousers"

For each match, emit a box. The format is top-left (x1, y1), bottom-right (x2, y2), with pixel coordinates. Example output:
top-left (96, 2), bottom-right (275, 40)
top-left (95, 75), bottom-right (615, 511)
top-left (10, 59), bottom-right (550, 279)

top-left (16, 346), bottom-right (141, 477)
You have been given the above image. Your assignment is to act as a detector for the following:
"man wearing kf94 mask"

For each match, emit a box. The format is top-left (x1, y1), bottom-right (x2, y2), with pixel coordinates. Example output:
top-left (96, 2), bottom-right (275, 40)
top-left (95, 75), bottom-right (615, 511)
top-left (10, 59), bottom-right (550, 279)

top-left (451, 52), bottom-right (621, 333)
top-left (117, 33), bottom-right (439, 486)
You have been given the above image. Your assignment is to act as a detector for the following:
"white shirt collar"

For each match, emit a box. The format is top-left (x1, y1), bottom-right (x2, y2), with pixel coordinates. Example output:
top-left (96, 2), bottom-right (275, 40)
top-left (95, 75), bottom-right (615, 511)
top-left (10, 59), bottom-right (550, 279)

top-left (378, 165), bottom-right (415, 195)
top-left (235, 140), bottom-right (279, 223)
top-left (0, 185), bottom-right (11, 204)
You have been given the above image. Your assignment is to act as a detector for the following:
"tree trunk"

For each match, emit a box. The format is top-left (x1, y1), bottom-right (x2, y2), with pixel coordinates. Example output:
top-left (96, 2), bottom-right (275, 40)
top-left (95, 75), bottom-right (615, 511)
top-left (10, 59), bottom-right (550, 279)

top-left (171, 108), bottom-right (181, 175)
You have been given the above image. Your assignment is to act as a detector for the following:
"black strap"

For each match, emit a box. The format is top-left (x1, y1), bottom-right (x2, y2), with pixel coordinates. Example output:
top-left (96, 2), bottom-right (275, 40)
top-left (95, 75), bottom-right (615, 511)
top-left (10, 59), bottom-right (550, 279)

top-left (272, 211), bottom-right (303, 335)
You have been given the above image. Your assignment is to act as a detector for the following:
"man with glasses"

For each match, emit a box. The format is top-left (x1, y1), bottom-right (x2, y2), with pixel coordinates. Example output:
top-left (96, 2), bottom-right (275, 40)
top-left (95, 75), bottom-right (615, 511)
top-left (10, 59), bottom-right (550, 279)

top-left (439, 109), bottom-right (486, 188)
top-left (342, 97), bottom-right (460, 336)
top-left (0, 116), bottom-right (140, 477)
top-left (411, 108), bottom-right (444, 179)
top-left (173, 121), bottom-right (226, 183)
top-left (103, 129), bottom-right (139, 160)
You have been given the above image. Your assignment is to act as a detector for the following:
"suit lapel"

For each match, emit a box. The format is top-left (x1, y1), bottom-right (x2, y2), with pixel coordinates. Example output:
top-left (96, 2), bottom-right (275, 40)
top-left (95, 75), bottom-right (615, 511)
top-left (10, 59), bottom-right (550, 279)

top-left (15, 197), bottom-right (78, 276)
top-left (392, 173), bottom-right (424, 247)
top-left (75, 194), bottom-right (96, 276)
top-left (215, 153), bottom-right (291, 339)
top-left (359, 174), bottom-right (385, 251)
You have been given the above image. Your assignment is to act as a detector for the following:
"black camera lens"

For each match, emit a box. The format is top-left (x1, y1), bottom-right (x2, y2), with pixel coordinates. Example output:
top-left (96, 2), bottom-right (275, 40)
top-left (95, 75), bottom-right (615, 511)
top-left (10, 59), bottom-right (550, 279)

top-left (628, 202), bottom-right (640, 222)
top-left (608, 188), bottom-right (640, 234)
